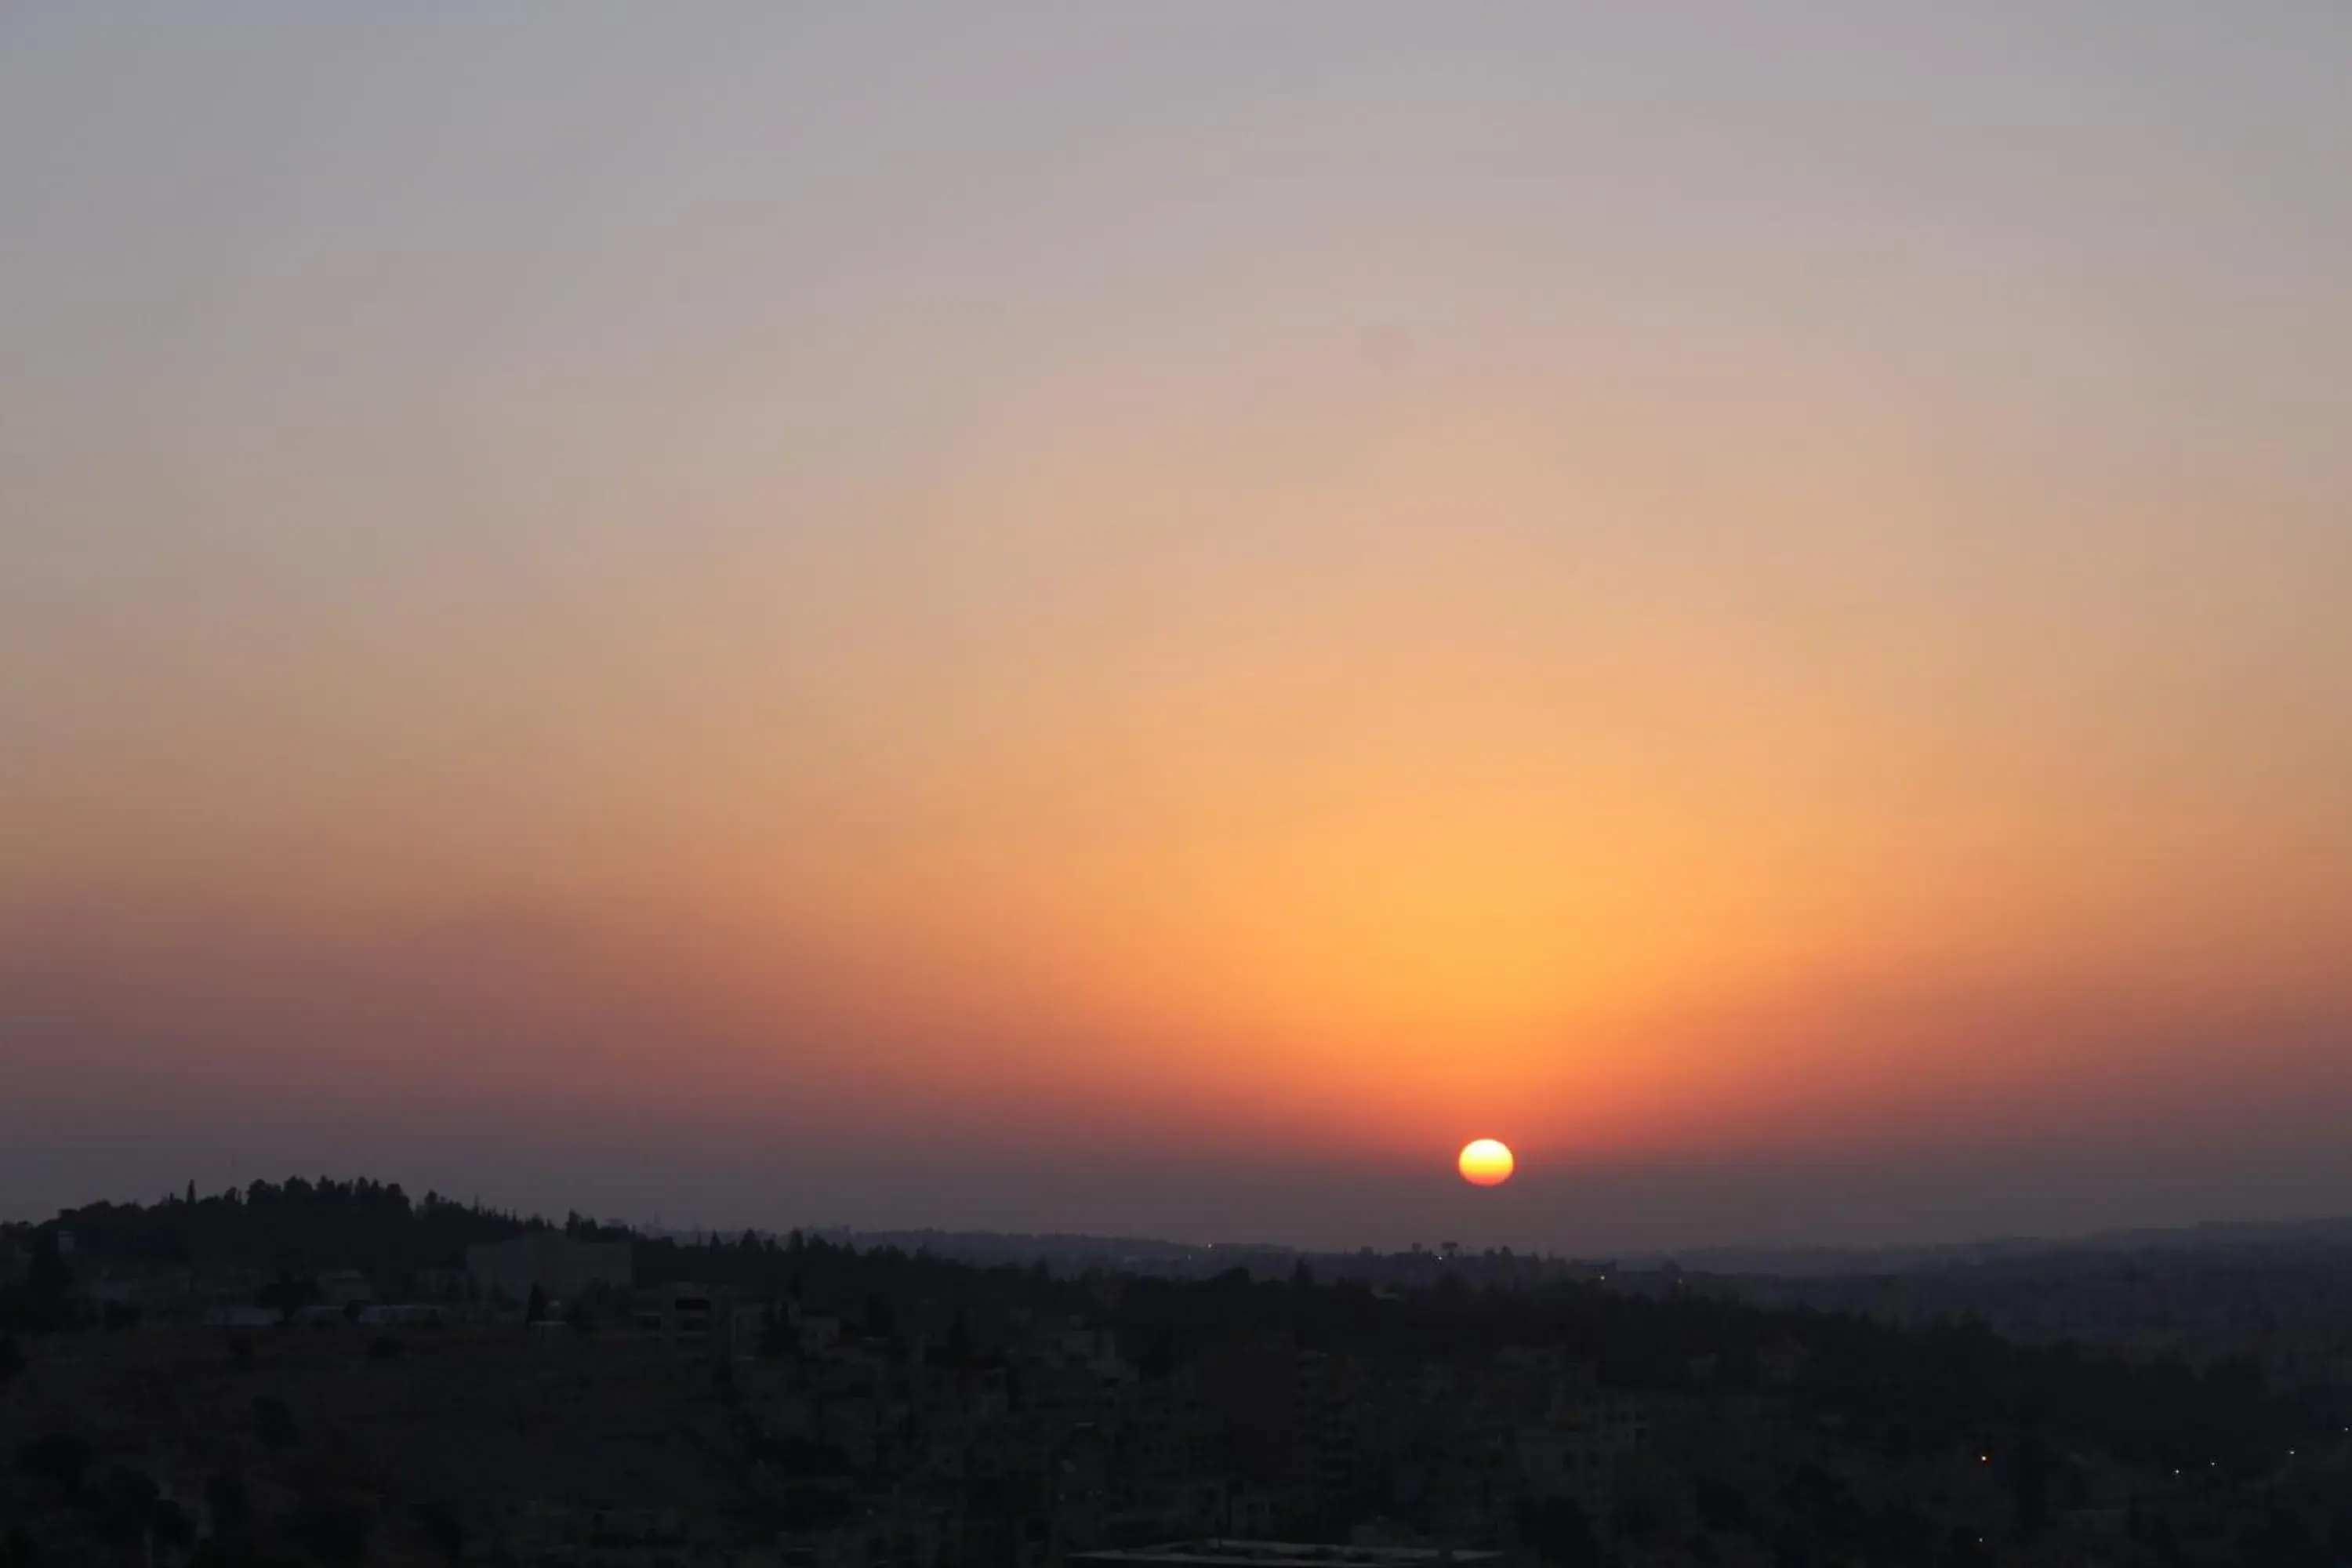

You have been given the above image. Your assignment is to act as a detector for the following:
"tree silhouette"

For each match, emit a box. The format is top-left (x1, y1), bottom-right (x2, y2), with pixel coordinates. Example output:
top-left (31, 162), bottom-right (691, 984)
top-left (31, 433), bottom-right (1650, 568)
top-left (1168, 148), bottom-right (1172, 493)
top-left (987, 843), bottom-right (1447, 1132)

top-left (93, 1465), bottom-right (162, 1550)
top-left (253, 1396), bottom-right (296, 1450)
top-left (282, 1496), bottom-right (370, 1568)
top-left (16, 1432), bottom-right (95, 1495)
top-left (24, 1234), bottom-right (70, 1326)
top-left (1523, 1495), bottom-right (1601, 1568)
top-left (200, 1475), bottom-right (256, 1568)
top-left (412, 1502), bottom-right (464, 1566)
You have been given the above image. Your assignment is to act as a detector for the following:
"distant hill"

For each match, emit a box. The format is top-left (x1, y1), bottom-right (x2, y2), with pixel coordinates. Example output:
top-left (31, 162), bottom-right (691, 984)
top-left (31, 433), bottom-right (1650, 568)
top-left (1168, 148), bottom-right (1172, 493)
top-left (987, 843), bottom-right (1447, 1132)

top-left (657, 1214), bottom-right (2352, 1283)
top-left (1662, 1214), bottom-right (2352, 1280)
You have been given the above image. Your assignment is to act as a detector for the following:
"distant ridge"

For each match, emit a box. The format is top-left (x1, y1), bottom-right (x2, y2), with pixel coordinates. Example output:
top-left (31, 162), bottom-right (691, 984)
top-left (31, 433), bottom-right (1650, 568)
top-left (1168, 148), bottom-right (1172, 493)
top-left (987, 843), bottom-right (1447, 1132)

top-left (638, 1213), bottom-right (2352, 1282)
top-left (1650, 1214), bottom-right (2352, 1279)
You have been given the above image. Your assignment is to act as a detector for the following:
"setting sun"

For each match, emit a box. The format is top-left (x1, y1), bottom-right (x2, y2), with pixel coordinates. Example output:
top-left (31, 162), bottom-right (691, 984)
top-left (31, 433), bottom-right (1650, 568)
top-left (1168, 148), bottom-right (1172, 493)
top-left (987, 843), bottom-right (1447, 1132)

top-left (1457, 1139), bottom-right (1515, 1188)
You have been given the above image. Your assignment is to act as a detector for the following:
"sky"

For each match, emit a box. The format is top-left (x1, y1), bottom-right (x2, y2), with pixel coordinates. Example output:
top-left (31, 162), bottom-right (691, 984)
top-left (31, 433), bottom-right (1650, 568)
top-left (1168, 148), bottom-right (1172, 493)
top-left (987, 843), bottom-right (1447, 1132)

top-left (4, 5), bottom-right (2350, 1253)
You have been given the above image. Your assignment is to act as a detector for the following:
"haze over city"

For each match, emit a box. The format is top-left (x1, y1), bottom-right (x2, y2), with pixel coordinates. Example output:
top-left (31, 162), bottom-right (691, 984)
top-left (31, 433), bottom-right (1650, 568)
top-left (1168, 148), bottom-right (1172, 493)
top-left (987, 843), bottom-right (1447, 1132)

top-left (5, 6), bottom-right (2349, 1253)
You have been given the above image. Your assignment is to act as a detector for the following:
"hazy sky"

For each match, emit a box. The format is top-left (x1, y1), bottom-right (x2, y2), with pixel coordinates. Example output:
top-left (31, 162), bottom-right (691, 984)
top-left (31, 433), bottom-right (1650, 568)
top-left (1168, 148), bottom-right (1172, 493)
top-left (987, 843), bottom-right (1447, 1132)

top-left (5, 6), bottom-right (2350, 1251)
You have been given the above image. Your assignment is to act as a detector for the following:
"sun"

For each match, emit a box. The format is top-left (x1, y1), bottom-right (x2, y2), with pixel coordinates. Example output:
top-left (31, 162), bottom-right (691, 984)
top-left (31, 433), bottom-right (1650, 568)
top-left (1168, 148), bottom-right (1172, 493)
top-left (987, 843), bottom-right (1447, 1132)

top-left (1457, 1138), bottom-right (1515, 1187)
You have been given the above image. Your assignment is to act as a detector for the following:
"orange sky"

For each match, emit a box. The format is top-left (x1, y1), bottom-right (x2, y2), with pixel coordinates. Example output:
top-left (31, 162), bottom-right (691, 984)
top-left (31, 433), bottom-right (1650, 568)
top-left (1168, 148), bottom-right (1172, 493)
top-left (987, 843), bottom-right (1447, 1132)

top-left (4, 9), bottom-right (2350, 1246)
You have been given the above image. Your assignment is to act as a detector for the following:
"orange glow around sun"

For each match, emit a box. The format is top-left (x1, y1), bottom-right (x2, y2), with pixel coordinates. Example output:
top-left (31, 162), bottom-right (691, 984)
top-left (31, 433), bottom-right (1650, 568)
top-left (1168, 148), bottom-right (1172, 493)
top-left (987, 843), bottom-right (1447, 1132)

top-left (1457, 1138), bottom-right (1515, 1187)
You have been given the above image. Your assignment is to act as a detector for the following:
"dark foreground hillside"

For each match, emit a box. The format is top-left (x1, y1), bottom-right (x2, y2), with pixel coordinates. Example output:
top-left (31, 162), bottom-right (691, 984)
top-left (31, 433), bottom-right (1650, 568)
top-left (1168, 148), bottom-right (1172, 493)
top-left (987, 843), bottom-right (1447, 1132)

top-left (5, 1181), bottom-right (2350, 1568)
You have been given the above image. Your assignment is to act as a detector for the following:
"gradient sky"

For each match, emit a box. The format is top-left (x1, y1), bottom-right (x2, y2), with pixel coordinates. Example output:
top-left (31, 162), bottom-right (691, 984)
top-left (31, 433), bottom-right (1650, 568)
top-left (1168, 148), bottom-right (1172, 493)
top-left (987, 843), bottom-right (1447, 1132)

top-left (5, 6), bottom-right (2350, 1252)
